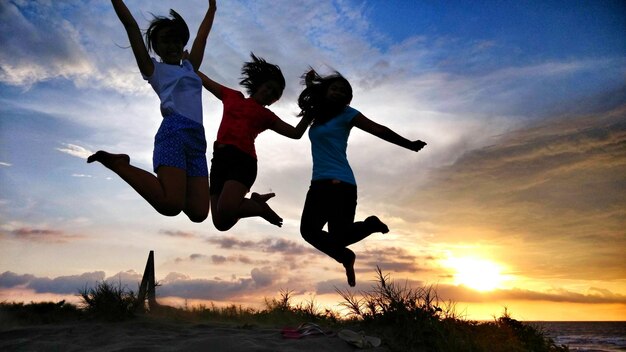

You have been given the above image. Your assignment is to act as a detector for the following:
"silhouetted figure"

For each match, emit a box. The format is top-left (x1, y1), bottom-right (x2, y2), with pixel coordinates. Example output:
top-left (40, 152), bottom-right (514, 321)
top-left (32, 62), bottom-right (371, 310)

top-left (197, 54), bottom-right (312, 231)
top-left (88, 0), bottom-right (216, 223)
top-left (298, 69), bottom-right (426, 286)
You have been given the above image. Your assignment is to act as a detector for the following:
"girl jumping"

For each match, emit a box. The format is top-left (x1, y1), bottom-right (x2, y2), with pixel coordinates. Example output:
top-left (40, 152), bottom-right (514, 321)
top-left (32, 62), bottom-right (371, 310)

top-left (88, 0), bottom-right (216, 222)
top-left (197, 54), bottom-right (313, 231)
top-left (297, 69), bottom-right (427, 286)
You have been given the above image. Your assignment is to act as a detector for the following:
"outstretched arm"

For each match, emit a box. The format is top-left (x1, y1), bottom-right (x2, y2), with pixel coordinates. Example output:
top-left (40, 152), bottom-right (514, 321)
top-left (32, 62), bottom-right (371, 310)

top-left (353, 113), bottom-right (426, 152)
top-left (197, 70), bottom-right (223, 100)
top-left (188, 0), bottom-right (217, 71)
top-left (111, 0), bottom-right (153, 77)
top-left (270, 115), bottom-right (314, 139)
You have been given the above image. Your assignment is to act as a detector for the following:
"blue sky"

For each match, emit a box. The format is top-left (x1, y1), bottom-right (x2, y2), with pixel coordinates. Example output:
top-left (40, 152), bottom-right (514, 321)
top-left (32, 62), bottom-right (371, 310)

top-left (1, 0), bottom-right (625, 320)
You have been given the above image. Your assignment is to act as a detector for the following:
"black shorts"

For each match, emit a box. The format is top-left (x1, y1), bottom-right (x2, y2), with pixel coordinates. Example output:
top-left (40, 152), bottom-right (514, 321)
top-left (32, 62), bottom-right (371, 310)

top-left (209, 143), bottom-right (257, 195)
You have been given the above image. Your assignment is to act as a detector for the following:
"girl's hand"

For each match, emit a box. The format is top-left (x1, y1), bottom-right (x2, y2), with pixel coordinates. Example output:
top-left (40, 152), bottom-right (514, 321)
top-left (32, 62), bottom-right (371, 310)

top-left (409, 140), bottom-right (427, 152)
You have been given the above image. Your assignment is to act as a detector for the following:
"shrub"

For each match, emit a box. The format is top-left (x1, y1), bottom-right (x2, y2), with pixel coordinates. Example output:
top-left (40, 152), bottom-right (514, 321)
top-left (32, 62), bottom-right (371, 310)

top-left (336, 267), bottom-right (568, 352)
top-left (78, 280), bottom-right (137, 321)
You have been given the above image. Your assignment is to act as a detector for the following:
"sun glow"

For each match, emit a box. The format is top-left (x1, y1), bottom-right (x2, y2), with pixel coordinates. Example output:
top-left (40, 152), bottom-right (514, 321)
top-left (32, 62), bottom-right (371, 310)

top-left (446, 257), bottom-right (505, 292)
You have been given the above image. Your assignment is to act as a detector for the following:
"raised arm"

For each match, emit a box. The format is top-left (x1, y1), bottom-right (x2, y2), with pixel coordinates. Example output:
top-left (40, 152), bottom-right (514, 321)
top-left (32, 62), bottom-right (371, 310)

top-left (187, 0), bottom-right (217, 70)
top-left (270, 115), bottom-right (314, 139)
top-left (352, 113), bottom-right (426, 152)
top-left (197, 70), bottom-right (223, 100)
top-left (111, 0), bottom-right (154, 77)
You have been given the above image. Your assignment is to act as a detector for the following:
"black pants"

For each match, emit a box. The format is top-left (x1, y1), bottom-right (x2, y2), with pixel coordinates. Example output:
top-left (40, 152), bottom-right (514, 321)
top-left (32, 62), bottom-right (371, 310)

top-left (300, 180), bottom-right (373, 264)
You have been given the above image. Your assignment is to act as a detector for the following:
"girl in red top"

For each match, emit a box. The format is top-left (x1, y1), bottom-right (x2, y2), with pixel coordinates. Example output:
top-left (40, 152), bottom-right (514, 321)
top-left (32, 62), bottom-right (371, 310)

top-left (198, 54), bottom-right (312, 231)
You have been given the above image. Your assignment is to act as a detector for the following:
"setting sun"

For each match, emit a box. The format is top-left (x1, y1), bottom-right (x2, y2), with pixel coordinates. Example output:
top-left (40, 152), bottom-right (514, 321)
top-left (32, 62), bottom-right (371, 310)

top-left (446, 257), bottom-right (505, 291)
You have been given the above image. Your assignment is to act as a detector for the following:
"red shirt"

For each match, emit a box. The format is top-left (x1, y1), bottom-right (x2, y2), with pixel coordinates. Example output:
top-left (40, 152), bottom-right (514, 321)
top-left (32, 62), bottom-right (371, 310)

top-left (216, 87), bottom-right (279, 159)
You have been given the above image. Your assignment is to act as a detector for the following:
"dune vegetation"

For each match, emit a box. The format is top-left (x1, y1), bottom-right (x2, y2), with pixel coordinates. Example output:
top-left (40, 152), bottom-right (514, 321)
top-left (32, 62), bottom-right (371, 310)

top-left (0, 268), bottom-right (568, 352)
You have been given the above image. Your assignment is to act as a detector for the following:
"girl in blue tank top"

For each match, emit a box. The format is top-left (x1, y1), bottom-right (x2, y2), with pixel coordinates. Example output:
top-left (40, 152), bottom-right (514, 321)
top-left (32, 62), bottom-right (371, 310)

top-left (297, 69), bottom-right (427, 287)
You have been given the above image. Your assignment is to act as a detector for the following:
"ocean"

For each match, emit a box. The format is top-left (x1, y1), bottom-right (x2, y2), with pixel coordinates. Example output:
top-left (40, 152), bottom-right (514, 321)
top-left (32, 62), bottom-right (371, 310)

top-left (530, 322), bottom-right (626, 352)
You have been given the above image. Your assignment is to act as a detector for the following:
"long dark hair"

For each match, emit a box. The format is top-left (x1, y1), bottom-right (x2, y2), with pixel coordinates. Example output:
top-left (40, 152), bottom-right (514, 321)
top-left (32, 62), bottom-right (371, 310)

top-left (239, 53), bottom-right (286, 96)
top-left (145, 9), bottom-right (190, 54)
top-left (297, 69), bottom-right (353, 125)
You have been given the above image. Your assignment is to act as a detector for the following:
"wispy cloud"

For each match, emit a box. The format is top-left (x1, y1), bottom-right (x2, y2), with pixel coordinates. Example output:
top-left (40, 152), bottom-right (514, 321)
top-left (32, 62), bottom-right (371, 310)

top-left (2, 227), bottom-right (84, 243)
top-left (436, 285), bottom-right (626, 305)
top-left (0, 162), bottom-right (11, 167)
top-left (160, 230), bottom-right (198, 239)
top-left (56, 143), bottom-right (93, 159)
top-left (206, 236), bottom-right (316, 255)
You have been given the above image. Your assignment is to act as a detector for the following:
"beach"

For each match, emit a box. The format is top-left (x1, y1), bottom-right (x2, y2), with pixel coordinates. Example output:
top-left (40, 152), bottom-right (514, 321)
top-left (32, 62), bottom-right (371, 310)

top-left (0, 318), bottom-right (390, 352)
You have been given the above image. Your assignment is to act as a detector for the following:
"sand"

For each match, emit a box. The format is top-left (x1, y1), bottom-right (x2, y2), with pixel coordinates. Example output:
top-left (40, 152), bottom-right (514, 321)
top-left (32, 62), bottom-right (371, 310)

top-left (0, 319), bottom-right (390, 351)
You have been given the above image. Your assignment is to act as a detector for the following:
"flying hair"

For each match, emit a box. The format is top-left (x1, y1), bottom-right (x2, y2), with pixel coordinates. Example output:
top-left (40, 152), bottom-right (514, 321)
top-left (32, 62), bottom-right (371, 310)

top-left (145, 9), bottom-right (190, 54)
top-left (297, 68), bottom-right (353, 124)
top-left (239, 53), bottom-right (286, 96)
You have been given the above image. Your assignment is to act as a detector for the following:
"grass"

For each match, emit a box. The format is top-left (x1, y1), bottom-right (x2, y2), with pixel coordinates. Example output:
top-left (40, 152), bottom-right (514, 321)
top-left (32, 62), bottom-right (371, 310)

top-left (0, 269), bottom-right (569, 352)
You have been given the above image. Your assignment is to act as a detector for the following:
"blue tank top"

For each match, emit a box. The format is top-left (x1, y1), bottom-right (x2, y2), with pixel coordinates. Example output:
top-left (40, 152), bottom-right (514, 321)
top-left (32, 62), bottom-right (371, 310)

top-left (308, 106), bottom-right (359, 185)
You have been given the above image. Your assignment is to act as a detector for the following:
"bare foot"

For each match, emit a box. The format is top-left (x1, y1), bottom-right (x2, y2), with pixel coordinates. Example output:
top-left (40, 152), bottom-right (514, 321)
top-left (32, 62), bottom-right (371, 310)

top-left (365, 216), bottom-right (389, 234)
top-left (343, 249), bottom-right (356, 287)
top-left (251, 192), bottom-right (275, 203)
top-left (250, 192), bottom-right (283, 227)
top-left (87, 151), bottom-right (130, 169)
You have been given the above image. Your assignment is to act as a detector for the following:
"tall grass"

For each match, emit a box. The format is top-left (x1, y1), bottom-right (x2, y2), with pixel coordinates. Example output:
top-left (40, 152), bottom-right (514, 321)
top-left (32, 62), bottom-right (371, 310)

top-left (78, 280), bottom-right (137, 321)
top-left (335, 267), bottom-right (568, 352)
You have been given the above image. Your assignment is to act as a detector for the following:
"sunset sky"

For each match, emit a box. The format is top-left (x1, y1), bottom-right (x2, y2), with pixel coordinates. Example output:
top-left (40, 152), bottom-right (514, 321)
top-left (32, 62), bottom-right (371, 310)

top-left (1, 0), bottom-right (625, 321)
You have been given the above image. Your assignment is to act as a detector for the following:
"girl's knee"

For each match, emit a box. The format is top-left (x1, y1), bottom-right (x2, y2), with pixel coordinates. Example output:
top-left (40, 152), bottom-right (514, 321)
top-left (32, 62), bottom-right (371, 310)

top-left (156, 199), bottom-right (184, 217)
top-left (158, 207), bottom-right (182, 217)
top-left (212, 213), bottom-right (236, 231)
top-left (188, 212), bottom-right (208, 223)
top-left (300, 227), bottom-right (315, 242)
top-left (214, 221), bottom-right (234, 232)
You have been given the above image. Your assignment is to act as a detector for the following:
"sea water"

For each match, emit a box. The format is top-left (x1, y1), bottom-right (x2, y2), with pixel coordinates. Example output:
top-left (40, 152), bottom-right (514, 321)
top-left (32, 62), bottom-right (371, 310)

top-left (530, 322), bottom-right (626, 352)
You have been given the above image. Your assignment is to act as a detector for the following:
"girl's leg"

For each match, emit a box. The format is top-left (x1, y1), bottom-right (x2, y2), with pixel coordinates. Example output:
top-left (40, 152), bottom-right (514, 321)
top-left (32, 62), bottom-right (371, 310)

top-left (337, 216), bottom-right (389, 247)
top-left (326, 184), bottom-right (389, 248)
top-left (325, 183), bottom-right (389, 286)
top-left (184, 176), bottom-right (209, 223)
top-left (87, 151), bottom-right (186, 216)
top-left (324, 183), bottom-right (359, 286)
top-left (211, 180), bottom-right (282, 231)
top-left (300, 183), bottom-right (355, 273)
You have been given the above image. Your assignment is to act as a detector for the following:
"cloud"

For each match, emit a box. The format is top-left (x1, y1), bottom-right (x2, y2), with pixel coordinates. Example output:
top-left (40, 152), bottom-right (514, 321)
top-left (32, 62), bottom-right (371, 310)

top-left (157, 277), bottom-right (254, 301)
top-left (357, 247), bottom-right (432, 274)
top-left (174, 253), bottom-right (270, 266)
top-left (435, 285), bottom-right (626, 305)
top-left (160, 230), bottom-right (198, 239)
top-left (0, 270), bottom-right (139, 295)
top-left (0, 162), bottom-right (11, 167)
top-left (56, 143), bottom-right (93, 159)
top-left (18, 271), bottom-right (105, 294)
top-left (250, 266), bottom-right (279, 287)
top-left (0, 271), bottom-right (35, 288)
top-left (0, 268), bottom-right (283, 302)
top-left (206, 236), bottom-right (316, 255)
top-left (315, 275), bottom-right (626, 305)
top-left (0, 1), bottom-right (94, 87)
top-left (3, 268), bottom-right (625, 305)
top-left (2, 227), bottom-right (84, 243)
top-left (158, 266), bottom-right (283, 300)
top-left (404, 105), bottom-right (626, 280)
